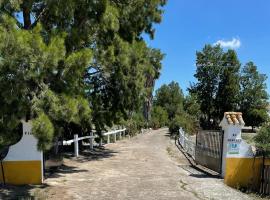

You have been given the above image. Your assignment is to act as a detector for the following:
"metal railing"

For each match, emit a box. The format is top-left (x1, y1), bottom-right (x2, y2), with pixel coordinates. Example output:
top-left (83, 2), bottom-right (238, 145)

top-left (178, 127), bottom-right (196, 159)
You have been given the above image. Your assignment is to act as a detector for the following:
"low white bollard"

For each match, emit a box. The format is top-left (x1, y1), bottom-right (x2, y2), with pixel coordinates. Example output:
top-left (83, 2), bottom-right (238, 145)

top-left (99, 138), bottom-right (102, 147)
top-left (107, 135), bottom-right (110, 144)
top-left (89, 132), bottom-right (93, 150)
top-left (114, 133), bottom-right (116, 143)
top-left (74, 134), bottom-right (79, 157)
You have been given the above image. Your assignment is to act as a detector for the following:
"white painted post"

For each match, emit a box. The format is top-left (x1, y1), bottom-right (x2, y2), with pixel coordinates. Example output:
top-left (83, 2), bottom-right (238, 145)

top-left (114, 133), bottom-right (117, 143)
top-left (74, 134), bottom-right (79, 157)
top-left (99, 138), bottom-right (102, 147)
top-left (89, 132), bottom-right (93, 150)
top-left (219, 112), bottom-right (247, 178)
top-left (107, 135), bottom-right (110, 144)
top-left (119, 132), bottom-right (122, 140)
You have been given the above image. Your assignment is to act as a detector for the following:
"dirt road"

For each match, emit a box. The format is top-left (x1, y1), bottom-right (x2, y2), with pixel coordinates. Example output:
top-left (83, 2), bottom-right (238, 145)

top-left (1, 128), bottom-right (253, 199)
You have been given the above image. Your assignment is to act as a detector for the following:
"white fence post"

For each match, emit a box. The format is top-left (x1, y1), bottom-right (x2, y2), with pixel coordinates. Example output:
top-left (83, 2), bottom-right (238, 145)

top-left (114, 133), bottom-right (117, 143)
top-left (89, 132), bottom-right (93, 150)
top-left (119, 132), bottom-right (122, 140)
top-left (74, 134), bottom-right (79, 157)
top-left (107, 135), bottom-right (110, 144)
top-left (99, 138), bottom-right (102, 147)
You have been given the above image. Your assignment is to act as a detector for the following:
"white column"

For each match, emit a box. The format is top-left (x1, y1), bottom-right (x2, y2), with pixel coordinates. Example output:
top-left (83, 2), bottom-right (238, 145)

top-left (99, 138), bottom-right (102, 147)
top-left (114, 133), bottom-right (117, 143)
top-left (89, 132), bottom-right (93, 150)
top-left (74, 134), bottom-right (79, 157)
top-left (107, 135), bottom-right (110, 144)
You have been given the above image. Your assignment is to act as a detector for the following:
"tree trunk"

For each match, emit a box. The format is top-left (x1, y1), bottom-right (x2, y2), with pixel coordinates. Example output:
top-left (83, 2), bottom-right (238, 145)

top-left (22, 1), bottom-right (32, 29)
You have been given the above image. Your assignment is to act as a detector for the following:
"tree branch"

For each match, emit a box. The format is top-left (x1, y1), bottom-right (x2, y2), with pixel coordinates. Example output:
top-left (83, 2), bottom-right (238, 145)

top-left (30, 6), bottom-right (47, 29)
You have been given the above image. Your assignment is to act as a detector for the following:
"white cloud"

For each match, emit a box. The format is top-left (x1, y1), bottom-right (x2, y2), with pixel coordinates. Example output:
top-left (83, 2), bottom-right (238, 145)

top-left (213, 38), bottom-right (241, 49)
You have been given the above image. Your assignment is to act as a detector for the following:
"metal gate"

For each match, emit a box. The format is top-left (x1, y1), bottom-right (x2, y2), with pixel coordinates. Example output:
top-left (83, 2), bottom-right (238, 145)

top-left (195, 130), bottom-right (224, 173)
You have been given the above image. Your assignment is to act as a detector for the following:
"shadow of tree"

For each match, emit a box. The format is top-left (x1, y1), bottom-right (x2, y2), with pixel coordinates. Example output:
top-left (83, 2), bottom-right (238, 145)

top-left (0, 183), bottom-right (49, 199)
top-left (73, 147), bottom-right (118, 163)
top-left (0, 146), bottom-right (118, 199)
top-left (45, 164), bottom-right (89, 179)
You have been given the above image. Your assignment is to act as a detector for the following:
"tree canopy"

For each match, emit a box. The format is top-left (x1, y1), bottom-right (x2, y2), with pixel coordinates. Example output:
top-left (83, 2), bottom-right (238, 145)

top-left (153, 81), bottom-right (199, 134)
top-left (0, 0), bottom-right (166, 149)
top-left (190, 44), bottom-right (269, 129)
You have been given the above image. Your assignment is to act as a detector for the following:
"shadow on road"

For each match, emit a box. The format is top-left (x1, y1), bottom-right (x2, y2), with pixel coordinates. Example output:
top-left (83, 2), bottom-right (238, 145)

top-left (0, 146), bottom-right (118, 199)
top-left (72, 147), bottom-right (118, 163)
top-left (0, 183), bottom-right (49, 199)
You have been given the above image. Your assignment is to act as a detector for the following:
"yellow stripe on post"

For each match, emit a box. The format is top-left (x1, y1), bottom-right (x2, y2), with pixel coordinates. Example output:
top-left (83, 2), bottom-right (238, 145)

top-left (225, 157), bottom-right (263, 189)
top-left (0, 160), bottom-right (42, 185)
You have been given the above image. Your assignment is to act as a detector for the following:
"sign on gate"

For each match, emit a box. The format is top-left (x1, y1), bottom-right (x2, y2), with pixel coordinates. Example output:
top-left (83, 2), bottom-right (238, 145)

top-left (195, 130), bottom-right (224, 173)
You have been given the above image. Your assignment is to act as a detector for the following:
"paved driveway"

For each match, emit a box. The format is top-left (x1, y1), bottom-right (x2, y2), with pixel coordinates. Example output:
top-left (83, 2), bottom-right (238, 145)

top-left (0, 128), bottom-right (252, 199)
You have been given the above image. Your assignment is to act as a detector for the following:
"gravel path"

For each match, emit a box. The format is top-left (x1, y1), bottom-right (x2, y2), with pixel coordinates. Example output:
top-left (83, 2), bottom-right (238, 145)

top-left (0, 128), bottom-right (253, 199)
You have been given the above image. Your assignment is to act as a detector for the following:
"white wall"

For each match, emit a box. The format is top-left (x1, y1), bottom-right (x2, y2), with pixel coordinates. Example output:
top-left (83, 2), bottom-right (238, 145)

top-left (4, 120), bottom-right (43, 161)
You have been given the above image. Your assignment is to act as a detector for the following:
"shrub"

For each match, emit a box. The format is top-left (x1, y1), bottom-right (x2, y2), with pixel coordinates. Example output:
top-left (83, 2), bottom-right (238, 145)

top-left (254, 123), bottom-right (270, 155)
top-left (169, 113), bottom-right (198, 135)
top-left (32, 113), bottom-right (54, 151)
top-left (121, 113), bottom-right (145, 136)
top-left (150, 106), bottom-right (168, 129)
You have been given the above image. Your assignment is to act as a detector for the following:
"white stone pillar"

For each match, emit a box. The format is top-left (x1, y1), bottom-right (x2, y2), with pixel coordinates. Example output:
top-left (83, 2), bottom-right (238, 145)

top-left (219, 112), bottom-right (245, 178)
top-left (74, 134), bottom-right (79, 157)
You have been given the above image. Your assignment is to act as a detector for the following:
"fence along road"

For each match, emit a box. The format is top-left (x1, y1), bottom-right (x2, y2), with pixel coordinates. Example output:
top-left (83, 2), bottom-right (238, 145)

top-left (178, 128), bottom-right (224, 174)
top-left (62, 128), bottom-right (127, 157)
top-left (23, 128), bottom-right (252, 200)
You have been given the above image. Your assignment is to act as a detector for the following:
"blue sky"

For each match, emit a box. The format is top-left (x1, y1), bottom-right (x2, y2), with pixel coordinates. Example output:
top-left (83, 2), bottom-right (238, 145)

top-left (144, 0), bottom-right (270, 95)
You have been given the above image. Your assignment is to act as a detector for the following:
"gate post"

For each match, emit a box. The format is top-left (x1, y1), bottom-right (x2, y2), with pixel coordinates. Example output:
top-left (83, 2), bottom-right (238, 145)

top-left (219, 112), bottom-right (246, 178)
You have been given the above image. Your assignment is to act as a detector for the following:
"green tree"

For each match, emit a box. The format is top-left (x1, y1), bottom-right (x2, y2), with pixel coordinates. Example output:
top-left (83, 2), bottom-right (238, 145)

top-left (240, 62), bottom-right (269, 128)
top-left (150, 106), bottom-right (168, 129)
top-left (184, 93), bottom-right (201, 120)
top-left (254, 123), bottom-right (270, 167)
top-left (189, 45), bottom-right (223, 129)
top-left (154, 81), bottom-right (184, 120)
top-left (143, 48), bottom-right (164, 124)
top-left (190, 45), bottom-right (242, 129)
top-left (153, 82), bottom-right (198, 134)
top-left (0, 0), bottom-right (167, 149)
top-left (215, 49), bottom-right (241, 119)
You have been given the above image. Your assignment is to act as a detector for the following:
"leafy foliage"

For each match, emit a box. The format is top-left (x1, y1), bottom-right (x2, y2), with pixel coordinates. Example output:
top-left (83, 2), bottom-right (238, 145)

top-left (190, 44), bottom-right (269, 129)
top-left (154, 81), bottom-right (199, 135)
top-left (240, 62), bottom-right (269, 127)
top-left (154, 81), bottom-right (184, 120)
top-left (0, 0), bottom-right (166, 149)
top-left (121, 113), bottom-right (145, 136)
top-left (150, 106), bottom-right (168, 129)
top-left (254, 123), bottom-right (270, 154)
